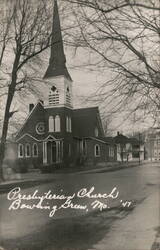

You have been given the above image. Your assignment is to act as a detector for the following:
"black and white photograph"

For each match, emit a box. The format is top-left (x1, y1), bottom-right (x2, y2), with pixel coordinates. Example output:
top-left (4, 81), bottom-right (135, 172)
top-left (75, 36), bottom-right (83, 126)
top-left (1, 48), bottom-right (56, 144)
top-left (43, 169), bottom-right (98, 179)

top-left (0, 0), bottom-right (160, 249)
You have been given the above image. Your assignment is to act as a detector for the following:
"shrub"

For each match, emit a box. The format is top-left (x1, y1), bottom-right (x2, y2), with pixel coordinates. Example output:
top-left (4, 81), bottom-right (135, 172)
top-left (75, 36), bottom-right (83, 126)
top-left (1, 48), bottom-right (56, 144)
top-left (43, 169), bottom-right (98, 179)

top-left (13, 159), bottom-right (29, 173)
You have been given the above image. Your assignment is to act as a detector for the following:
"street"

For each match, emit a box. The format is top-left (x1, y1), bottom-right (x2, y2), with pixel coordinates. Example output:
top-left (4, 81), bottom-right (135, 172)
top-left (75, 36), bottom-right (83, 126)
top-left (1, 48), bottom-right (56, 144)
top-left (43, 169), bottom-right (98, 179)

top-left (0, 163), bottom-right (159, 250)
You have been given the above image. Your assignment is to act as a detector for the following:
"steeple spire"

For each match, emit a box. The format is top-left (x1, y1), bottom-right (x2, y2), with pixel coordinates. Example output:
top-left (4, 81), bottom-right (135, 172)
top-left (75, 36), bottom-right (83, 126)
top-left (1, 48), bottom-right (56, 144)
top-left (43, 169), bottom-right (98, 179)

top-left (43, 0), bottom-right (72, 81)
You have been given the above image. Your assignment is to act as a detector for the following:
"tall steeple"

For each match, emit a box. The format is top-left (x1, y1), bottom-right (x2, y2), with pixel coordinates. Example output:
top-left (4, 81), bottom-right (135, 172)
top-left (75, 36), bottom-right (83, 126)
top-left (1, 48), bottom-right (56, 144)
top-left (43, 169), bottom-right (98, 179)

top-left (43, 0), bottom-right (72, 81)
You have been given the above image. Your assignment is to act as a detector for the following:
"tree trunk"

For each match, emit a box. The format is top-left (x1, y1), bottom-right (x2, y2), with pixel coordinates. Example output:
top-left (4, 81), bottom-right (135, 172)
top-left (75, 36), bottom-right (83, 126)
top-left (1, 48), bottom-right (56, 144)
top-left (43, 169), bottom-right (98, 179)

top-left (0, 89), bottom-right (15, 182)
top-left (0, 49), bottom-right (21, 182)
top-left (0, 146), bottom-right (5, 181)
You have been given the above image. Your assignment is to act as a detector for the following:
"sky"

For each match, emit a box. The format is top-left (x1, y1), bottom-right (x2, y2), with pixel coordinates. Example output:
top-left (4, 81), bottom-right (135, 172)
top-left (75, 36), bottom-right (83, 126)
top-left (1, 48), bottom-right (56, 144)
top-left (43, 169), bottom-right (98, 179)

top-left (0, 0), bottom-right (156, 137)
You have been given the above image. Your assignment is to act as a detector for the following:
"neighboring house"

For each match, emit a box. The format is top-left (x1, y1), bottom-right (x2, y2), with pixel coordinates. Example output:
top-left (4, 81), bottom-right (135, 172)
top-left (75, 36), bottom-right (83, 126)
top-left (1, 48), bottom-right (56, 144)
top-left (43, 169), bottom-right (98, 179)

top-left (114, 132), bottom-right (145, 162)
top-left (103, 137), bottom-right (117, 162)
top-left (13, 1), bottom-right (116, 170)
top-left (145, 130), bottom-right (160, 161)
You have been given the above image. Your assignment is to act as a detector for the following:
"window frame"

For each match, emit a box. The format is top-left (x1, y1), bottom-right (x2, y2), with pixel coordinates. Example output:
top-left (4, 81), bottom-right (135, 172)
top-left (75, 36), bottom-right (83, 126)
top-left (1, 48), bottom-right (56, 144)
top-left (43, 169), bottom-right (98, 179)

top-left (55, 115), bottom-right (61, 132)
top-left (66, 116), bottom-right (72, 132)
top-left (95, 127), bottom-right (99, 137)
top-left (109, 146), bottom-right (114, 157)
top-left (25, 143), bottom-right (31, 158)
top-left (32, 143), bottom-right (38, 157)
top-left (18, 144), bottom-right (24, 158)
top-left (69, 117), bottom-right (72, 132)
top-left (49, 116), bottom-right (55, 132)
top-left (94, 144), bottom-right (100, 157)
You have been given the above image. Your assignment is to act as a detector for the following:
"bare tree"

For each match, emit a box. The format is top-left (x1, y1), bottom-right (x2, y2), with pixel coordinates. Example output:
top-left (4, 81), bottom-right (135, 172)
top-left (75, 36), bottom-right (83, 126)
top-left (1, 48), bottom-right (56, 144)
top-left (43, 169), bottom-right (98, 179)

top-left (63, 0), bottom-right (160, 126)
top-left (0, 0), bottom-right (52, 181)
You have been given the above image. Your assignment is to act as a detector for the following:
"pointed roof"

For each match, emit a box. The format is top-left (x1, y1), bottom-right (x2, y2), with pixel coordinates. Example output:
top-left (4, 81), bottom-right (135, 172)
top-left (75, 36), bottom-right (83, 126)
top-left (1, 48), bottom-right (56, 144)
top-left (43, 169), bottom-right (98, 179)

top-left (43, 0), bottom-right (72, 81)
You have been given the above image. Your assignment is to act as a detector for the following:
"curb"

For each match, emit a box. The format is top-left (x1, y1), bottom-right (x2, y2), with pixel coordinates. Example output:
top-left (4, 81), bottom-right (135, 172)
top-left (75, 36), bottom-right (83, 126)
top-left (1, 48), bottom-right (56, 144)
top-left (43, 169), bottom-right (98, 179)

top-left (78, 162), bottom-right (140, 174)
top-left (0, 163), bottom-right (144, 194)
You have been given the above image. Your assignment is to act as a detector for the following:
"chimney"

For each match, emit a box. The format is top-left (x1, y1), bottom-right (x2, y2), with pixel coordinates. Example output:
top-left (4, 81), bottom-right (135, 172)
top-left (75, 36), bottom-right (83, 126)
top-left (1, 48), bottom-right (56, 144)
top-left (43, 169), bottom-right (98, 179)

top-left (117, 131), bottom-right (120, 136)
top-left (29, 103), bottom-right (34, 113)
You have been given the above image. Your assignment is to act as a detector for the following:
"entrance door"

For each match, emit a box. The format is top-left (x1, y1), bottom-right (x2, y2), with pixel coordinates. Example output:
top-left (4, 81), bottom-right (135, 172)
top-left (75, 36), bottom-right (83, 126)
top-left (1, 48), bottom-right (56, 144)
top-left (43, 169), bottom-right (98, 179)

top-left (47, 141), bottom-right (56, 164)
top-left (51, 141), bottom-right (56, 163)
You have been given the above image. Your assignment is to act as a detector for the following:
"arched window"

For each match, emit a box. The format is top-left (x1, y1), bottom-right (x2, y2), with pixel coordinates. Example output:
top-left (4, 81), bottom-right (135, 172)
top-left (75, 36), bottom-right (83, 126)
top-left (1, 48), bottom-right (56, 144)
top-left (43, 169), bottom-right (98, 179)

top-left (66, 116), bottom-right (69, 132)
top-left (49, 116), bottom-right (54, 132)
top-left (66, 116), bottom-right (72, 132)
top-left (49, 86), bottom-right (59, 105)
top-left (18, 144), bottom-right (24, 158)
top-left (25, 144), bottom-right (31, 157)
top-left (66, 87), bottom-right (71, 105)
top-left (69, 117), bottom-right (72, 132)
top-left (32, 143), bottom-right (38, 157)
top-left (95, 127), bottom-right (99, 137)
top-left (55, 115), bottom-right (60, 132)
top-left (94, 144), bottom-right (100, 157)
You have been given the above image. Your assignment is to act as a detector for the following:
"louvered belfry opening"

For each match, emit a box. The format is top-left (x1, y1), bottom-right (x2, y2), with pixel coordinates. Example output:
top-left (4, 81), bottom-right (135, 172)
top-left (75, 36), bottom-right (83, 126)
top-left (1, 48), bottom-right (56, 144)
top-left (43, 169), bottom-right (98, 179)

top-left (49, 86), bottom-right (59, 105)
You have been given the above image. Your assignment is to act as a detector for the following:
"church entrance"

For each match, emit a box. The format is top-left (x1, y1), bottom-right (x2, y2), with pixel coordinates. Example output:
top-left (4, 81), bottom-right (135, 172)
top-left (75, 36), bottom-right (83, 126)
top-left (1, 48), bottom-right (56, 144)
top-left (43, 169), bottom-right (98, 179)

top-left (47, 141), bottom-right (56, 164)
top-left (43, 139), bottom-right (63, 165)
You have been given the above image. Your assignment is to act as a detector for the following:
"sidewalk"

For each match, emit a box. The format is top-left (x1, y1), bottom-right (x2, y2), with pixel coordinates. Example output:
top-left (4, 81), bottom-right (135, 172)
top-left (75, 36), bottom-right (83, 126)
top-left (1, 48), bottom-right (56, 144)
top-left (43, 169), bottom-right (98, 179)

top-left (88, 189), bottom-right (160, 250)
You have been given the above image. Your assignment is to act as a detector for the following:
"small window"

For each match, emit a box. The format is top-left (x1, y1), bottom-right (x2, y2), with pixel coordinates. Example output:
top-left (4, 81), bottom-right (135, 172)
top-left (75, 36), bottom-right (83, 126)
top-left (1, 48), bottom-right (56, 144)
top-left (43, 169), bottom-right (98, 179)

top-left (49, 116), bottom-right (54, 132)
top-left (32, 143), bottom-right (38, 157)
top-left (18, 144), bottom-right (24, 158)
top-left (55, 115), bottom-right (60, 132)
top-left (25, 144), bottom-right (31, 157)
top-left (95, 144), bottom-right (100, 157)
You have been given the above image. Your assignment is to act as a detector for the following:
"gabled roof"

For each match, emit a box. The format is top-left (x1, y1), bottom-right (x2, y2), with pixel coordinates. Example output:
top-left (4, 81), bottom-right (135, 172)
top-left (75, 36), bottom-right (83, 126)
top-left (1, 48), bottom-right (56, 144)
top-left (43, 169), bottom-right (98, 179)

top-left (73, 107), bottom-right (104, 137)
top-left (114, 133), bottom-right (143, 145)
top-left (114, 134), bottom-right (129, 144)
top-left (15, 101), bottom-right (44, 139)
top-left (73, 106), bottom-right (99, 115)
top-left (43, 0), bottom-right (72, 81)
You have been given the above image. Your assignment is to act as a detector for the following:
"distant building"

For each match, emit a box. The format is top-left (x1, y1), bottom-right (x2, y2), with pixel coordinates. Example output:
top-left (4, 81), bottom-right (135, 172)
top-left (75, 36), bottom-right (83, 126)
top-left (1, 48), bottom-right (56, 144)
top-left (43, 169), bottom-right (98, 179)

top-left (114, 132), bottom-right (145, 162)
top-left (145, 130), bottom-right (160, 161)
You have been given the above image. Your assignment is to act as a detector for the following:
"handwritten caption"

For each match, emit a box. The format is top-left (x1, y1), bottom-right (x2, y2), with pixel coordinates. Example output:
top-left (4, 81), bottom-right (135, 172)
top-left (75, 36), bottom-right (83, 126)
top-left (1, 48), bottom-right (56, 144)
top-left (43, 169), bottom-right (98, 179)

top-left (7, 187), bottom-right (132, 217)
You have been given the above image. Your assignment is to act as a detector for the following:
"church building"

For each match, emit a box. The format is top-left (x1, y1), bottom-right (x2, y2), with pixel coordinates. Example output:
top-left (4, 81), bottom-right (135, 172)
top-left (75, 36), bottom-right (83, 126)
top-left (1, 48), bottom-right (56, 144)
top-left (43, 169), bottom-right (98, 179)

top-left (15, 0), bottom-right (116, 170)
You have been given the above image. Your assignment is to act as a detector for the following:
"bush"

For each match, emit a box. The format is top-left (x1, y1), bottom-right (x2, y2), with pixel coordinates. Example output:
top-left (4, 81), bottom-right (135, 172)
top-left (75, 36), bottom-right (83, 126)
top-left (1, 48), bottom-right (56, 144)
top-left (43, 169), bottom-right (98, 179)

top-left (40, 165), bottom-right (52, 173)
top-left (32, 158), bottom-right (42, 169)
top-left (13, 159), bottom-right (29, 173)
